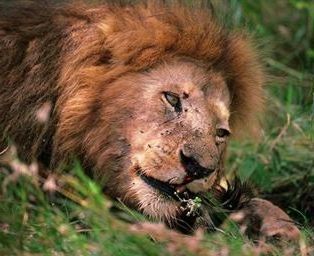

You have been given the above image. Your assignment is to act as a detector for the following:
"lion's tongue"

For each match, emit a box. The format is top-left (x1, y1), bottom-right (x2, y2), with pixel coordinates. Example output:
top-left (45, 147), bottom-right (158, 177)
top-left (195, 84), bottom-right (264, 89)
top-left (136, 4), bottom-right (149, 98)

top-left (175, 185), bottom-right (187, 193)
top-left (175, 176), bottom-right (194, 193)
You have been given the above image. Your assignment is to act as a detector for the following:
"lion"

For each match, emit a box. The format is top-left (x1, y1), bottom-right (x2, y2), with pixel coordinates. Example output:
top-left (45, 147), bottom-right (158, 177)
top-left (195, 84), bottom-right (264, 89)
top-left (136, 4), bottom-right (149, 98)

top-left (0, 1), bottom-right (299, 240)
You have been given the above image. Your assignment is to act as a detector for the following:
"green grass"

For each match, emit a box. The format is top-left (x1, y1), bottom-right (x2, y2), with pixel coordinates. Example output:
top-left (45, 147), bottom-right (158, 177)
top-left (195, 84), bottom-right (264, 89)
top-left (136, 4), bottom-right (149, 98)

top-left (0, 0), bottom-right (313, 255)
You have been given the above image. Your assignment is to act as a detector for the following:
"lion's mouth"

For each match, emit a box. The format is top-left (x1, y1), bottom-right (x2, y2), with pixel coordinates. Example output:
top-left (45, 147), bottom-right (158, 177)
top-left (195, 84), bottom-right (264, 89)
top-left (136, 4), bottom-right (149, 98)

top-left (137, 171), bottom-right (196, 202)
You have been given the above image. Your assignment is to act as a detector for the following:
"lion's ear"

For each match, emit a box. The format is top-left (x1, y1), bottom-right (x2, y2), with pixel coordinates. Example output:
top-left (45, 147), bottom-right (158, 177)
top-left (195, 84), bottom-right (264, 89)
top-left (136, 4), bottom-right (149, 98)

top-left (225, 34), bottom-right (266, 139)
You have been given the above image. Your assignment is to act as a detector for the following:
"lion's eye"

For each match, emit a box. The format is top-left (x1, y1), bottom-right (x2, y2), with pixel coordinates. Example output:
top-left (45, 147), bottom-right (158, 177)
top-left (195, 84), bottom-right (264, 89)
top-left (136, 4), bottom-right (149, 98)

top-left (216, 128), bottom-right (231, 138)
top-left (163, 92), bottom-right (181, 112)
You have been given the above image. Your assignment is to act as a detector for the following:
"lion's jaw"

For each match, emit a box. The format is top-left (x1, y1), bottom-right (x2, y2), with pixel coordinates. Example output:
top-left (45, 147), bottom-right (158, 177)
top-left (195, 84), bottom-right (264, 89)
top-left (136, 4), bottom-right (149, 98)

top-left (125, 170), bottom-right (220, 222)
top-left (126, 175), bottom-right (181, 221)
top-left (115, 60), bottom-right (231, 221)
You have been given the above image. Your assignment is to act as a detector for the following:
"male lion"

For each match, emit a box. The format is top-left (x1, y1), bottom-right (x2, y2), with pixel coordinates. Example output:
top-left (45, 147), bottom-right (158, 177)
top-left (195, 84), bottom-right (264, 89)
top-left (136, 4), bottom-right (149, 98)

top-left (0, 1), bottom-right (299, 239)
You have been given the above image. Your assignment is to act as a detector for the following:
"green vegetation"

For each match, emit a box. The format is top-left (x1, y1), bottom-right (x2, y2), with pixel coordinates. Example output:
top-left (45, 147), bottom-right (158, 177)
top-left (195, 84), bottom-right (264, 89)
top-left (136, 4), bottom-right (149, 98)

top-left (0, 1), bottom-right (313, 255)
top-left (217, 0), bottom-right (314, 226)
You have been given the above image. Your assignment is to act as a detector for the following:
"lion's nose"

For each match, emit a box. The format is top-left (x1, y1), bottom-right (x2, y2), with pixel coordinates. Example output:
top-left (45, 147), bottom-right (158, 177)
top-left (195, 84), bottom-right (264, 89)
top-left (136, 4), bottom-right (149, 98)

top-left (179, 150), bottom-right (215, 180)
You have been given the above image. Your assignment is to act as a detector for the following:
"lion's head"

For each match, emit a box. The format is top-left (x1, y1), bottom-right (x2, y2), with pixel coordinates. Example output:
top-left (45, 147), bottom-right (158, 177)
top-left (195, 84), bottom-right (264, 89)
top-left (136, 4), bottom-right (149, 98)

top-left (121, 59), bottom-right (231, 220)
top-left (0, 1), bottom-right (264, 222)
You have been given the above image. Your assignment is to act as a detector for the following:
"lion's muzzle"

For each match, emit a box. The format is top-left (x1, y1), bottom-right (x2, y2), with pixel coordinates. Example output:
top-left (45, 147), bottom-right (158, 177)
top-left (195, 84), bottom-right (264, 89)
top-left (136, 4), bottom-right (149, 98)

top-left (180, 150), bottom-right (216, 180)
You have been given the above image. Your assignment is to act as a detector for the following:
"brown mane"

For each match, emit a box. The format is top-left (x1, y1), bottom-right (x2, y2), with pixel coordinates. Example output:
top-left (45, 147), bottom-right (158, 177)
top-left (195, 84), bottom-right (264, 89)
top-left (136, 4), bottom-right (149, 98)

top-left (0, 1), bottom-right (264, 168)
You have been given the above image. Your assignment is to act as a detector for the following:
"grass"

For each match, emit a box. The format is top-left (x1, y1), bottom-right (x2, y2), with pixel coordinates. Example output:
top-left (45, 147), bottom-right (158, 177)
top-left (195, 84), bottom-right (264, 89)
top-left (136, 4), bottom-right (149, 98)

top-left (0, 0), bottom-right (313, 255)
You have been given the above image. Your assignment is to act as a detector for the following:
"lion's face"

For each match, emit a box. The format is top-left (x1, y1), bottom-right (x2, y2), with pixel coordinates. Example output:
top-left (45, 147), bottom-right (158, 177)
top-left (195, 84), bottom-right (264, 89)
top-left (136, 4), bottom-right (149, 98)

top-left (110, 60), bottom-right (232, 221)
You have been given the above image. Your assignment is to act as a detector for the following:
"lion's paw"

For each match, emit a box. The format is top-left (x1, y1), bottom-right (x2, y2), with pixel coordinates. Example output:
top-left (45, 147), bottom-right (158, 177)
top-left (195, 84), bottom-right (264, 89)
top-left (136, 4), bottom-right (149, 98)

top-left (229, 198), bottom-right (300, 241)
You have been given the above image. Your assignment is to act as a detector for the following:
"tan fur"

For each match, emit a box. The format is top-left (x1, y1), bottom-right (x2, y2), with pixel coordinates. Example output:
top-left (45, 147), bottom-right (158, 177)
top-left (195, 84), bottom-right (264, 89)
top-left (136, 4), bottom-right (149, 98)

top-left (0, 1), bottom-right (264, 221)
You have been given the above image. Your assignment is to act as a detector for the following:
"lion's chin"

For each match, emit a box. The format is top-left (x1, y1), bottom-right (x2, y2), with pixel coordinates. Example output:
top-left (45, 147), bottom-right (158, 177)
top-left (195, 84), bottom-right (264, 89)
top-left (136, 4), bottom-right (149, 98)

top-left (126, 176), bottom-right (181, 221)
